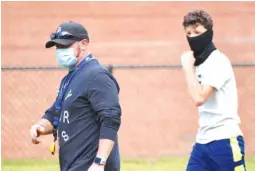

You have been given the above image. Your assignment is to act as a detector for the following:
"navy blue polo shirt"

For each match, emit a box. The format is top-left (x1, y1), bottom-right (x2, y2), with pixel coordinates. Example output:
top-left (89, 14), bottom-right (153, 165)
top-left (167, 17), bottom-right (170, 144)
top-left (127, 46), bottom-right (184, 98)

top-left (42, 56), bottom-right (121, 171)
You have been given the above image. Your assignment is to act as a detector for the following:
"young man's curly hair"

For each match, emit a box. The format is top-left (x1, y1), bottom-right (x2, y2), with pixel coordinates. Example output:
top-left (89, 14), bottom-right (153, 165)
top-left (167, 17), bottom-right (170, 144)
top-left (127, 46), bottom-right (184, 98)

top-left (183, 10), bottom-right (213, 30)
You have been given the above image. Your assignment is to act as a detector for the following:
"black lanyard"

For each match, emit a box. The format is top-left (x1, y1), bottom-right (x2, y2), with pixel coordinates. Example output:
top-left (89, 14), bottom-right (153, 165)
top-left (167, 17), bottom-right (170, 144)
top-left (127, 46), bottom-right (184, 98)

top-left (50, 55), bottom-right (94, 155)
top-left (52, 54), bottom-right (95, 135)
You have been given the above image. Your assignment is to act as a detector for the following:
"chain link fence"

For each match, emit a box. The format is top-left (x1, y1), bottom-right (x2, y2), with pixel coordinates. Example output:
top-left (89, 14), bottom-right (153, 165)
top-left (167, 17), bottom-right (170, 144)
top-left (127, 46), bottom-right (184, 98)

top-left (2, 63), bottom-right (255, 159)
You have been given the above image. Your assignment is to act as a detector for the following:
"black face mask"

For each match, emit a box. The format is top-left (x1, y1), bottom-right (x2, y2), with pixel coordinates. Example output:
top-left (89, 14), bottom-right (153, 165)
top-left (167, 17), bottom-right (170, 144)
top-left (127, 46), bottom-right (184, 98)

top-left (187, 29), bottom-right (216, 66)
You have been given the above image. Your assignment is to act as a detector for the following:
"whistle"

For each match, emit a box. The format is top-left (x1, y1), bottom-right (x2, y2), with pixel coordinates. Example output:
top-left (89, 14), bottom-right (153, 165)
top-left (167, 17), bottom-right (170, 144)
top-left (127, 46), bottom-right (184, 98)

top-left (50, 141), bottom-right (56, 155)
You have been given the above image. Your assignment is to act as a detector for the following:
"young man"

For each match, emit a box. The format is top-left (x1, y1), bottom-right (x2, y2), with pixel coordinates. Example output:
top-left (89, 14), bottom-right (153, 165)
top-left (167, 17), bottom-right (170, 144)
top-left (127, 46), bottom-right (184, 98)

top-left (30, 21), bottom-right (121, 171)
top-left (180, 10), bottom-right (246, 171)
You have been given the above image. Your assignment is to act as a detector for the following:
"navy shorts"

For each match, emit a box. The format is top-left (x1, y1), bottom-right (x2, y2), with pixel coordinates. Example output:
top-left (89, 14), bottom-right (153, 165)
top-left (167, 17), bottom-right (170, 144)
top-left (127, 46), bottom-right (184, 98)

top-left (186, 136), bottom-right (246, 171)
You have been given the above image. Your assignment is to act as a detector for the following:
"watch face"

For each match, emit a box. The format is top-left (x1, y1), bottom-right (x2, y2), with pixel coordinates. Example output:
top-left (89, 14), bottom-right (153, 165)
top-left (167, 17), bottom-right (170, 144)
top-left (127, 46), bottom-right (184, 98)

top-left (94, 157), bottom-right (106, 165)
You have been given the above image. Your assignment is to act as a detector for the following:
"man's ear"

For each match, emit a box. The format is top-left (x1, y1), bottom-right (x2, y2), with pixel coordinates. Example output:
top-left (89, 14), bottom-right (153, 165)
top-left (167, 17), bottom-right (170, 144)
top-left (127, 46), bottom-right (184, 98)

top-left (79, 39), bottom-right (89, 50)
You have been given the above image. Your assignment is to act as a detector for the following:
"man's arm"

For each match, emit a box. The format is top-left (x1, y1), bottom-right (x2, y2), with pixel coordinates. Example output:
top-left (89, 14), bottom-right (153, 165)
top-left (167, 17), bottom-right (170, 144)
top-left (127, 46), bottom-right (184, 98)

top-left (88, 72), bottom-right (121, 161)
top-left (36, 118), bottom-right (54, 135)
top-left (181, 51), bottom-right (232, 107)
top-left (30, 116), bottom-right (54, 144)
top-left (181, 51), bottom-right (215, 106)
top-left (31, 76), bottom-right (66, 144)
top-left (183, 67), bottom-right (215, 106)
top-left (96, 139), bottom-right (115, 160)
top-left (30, 103), bottom-right (56, 144)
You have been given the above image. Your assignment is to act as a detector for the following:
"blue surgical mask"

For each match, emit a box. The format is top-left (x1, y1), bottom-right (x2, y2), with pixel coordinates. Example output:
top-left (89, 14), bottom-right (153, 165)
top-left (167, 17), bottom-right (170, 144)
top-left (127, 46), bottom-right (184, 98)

top-left (56, 48), bottom-right (78, 68)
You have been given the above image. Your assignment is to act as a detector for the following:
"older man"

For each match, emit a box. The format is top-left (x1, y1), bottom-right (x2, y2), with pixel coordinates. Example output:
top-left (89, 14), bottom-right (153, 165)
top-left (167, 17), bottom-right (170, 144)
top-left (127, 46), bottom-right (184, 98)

top-left (30, 21), bottom-right (121, 171)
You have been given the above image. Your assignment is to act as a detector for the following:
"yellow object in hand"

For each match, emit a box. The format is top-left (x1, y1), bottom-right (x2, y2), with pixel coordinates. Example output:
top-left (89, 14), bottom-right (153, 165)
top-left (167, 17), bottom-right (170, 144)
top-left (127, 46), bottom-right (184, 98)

top-left (50, 142), bottom-right (56, 155)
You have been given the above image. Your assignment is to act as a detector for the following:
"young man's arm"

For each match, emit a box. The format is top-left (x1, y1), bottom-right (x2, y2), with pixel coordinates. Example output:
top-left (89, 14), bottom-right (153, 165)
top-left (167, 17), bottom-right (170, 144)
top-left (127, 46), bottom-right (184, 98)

top-left (181, 51), bottom-right (215, 106)
top-left (88, 72), bottom-right (121, 167)
top-left (181, 51), bottom-right (231, 107)
top-left (183, 66), bottom-right (215, 106)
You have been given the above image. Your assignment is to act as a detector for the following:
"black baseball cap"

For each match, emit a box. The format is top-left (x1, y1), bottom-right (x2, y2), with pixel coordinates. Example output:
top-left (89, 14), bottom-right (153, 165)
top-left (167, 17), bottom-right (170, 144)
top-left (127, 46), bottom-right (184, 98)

top-left (45, 21), bottom-right (89, 48)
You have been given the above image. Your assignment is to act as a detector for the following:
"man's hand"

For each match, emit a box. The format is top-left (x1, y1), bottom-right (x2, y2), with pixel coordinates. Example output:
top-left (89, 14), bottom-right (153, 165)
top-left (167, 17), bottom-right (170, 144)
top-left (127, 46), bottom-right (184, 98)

top-left (88, 163), bottom-right (104, 171)
top-left (30, 124), bottom-right (46, 144)
top-left (181, 51), bottom-right (195, 70)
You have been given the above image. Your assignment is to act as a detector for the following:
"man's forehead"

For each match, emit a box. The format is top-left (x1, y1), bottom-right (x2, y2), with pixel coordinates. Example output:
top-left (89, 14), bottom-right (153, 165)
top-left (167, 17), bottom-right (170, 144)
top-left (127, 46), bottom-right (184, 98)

top-left (185, 23), bottom-right (206, 31)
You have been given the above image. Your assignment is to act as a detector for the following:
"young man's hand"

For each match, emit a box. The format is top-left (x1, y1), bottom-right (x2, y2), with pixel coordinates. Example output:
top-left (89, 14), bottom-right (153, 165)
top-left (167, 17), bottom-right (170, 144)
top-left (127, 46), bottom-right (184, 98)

top-left (87, 163), bottom-right (104, 171)
top-left (181, 51), bottom-right (195, 70)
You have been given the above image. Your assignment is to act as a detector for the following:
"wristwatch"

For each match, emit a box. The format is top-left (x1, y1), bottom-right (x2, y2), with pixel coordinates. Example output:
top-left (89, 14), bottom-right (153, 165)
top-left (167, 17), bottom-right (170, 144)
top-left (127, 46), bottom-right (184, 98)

top-left (94, 156), bottom-right (107, 165)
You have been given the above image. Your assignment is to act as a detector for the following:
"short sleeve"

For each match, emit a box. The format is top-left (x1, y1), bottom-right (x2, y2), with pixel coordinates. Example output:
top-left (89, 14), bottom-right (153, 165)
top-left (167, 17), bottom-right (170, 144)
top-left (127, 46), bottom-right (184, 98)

top-left (201, 52), bottom-right (232, 90)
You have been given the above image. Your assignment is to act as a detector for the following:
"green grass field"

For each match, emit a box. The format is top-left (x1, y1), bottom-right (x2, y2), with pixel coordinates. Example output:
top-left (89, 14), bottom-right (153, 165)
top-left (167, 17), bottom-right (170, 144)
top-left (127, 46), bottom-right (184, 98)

top-left (2, 157), bottom-right (255, 171)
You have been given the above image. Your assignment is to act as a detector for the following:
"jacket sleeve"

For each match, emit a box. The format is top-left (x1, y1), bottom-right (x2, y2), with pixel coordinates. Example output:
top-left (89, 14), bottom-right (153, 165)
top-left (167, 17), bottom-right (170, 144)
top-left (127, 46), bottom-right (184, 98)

top-left (41, 76), bottom-right (66, 125)
top-left (41, 101), bottom-right (57, 125)
top-left (87, 72), bottom-right (121, 141)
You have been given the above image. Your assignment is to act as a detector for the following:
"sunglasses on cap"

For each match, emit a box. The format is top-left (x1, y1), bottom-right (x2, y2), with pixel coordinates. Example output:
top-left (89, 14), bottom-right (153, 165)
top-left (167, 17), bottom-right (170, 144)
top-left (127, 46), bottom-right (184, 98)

top-left (50, 31), bottom-right (83, 41)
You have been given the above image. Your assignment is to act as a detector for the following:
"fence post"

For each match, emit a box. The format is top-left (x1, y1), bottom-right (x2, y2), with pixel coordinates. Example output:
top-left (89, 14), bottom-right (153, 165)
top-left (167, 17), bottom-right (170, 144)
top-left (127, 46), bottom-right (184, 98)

top-left (107, 64), bottom-right (114, 74)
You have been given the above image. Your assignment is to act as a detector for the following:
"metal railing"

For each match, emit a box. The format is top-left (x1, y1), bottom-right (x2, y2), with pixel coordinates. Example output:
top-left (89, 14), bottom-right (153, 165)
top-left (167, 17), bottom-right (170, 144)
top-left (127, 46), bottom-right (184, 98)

top-left (2, 62), bottom-right (255, 73)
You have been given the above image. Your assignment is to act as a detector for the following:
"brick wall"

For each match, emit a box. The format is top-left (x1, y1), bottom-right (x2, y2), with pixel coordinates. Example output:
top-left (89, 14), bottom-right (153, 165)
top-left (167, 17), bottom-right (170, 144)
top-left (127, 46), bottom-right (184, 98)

top-left (2, 2), bottom-right (255, 159)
